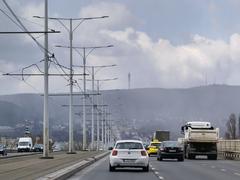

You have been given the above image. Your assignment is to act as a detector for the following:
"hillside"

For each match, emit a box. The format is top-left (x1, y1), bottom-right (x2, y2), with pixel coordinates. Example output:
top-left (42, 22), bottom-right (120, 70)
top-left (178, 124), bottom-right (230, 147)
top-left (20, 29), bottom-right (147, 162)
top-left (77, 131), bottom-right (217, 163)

top-left (0, 84), bottom-right (239, 139)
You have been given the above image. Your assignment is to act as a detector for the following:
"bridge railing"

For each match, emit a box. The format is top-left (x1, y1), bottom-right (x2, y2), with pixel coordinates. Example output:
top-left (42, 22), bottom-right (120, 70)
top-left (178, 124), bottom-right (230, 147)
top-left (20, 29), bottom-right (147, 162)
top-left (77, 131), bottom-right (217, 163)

top-left (217, 139), bottom-right (240, 160)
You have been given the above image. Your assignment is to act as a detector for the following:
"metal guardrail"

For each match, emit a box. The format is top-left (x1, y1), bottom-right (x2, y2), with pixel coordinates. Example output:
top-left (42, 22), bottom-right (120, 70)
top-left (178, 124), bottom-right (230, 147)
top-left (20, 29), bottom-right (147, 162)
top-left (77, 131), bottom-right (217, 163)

top-left (218, 140), bottom-right (240, 160)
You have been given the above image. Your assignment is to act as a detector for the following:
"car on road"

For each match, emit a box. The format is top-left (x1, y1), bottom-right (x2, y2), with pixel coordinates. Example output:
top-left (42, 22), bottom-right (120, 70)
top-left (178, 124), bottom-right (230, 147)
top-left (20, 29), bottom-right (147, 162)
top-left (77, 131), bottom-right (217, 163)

top-left (33, 144), bottom-right (43, 152)
top-left (146, 140), bottom-right (161, 156)
top-left (157, 141), bottom-right (184, 161)
top-left (109, 140), bottom-right (149, 172)
top-left (0, 144), bottom-right (7, 156)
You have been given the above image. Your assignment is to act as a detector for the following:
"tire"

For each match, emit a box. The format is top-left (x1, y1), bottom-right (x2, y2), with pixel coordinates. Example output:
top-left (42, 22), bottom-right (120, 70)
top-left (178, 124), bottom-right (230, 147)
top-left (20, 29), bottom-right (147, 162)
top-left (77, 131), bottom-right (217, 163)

top-left (143, 165), bottom-right (149, 172)
top-left (178, 157), bottom-right (184, 161)
top-left (208, 154), bottom-right (217, 160)
top-left (187, 153), bottom-right (195, 159)
top-left (109, 164), bottom-right (115, 172)
top-left (157, 157), bottom-right (160, 161)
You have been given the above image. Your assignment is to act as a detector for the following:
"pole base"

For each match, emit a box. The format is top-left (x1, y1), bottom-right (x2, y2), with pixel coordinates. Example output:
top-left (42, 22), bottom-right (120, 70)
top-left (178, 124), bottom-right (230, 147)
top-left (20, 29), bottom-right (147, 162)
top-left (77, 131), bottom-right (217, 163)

top-left (67, 151), bottom-right (77, 154)
top-left (40, 156), bottom-right (54, 159)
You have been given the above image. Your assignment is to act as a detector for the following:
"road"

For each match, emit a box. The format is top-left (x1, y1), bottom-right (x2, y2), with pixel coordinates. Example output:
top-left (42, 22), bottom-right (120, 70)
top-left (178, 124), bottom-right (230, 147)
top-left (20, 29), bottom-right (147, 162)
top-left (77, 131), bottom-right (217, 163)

top-left (69, 156), bottom-right (240, 180)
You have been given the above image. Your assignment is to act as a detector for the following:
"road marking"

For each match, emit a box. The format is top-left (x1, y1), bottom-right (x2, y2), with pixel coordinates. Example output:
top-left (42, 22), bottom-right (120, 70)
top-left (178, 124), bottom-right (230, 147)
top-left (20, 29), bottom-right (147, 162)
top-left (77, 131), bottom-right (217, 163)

top-left (155, 171), bottom-right (159, 175)
top-left (158, 176), bottom-right (164, 179)
top-left (211, 166), bottom-right (216, 168)
top-left (152, 167), bottom-right (156, 170)
top-left (220, 169), bottom-right (226, 172)
top-left (234, 173), bottom-right (240, 176)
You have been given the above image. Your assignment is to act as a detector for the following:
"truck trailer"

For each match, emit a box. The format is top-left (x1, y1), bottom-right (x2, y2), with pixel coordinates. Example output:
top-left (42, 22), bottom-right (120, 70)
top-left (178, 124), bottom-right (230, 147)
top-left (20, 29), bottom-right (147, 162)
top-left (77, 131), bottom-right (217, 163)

top-left (181, 121), bottom-right (219, 160)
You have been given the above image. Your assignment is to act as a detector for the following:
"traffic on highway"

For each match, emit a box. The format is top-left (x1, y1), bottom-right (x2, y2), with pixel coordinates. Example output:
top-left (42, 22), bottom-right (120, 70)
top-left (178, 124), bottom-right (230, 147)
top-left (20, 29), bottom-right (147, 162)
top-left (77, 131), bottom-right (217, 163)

top-left (1, 0), bottom-right (240, 179)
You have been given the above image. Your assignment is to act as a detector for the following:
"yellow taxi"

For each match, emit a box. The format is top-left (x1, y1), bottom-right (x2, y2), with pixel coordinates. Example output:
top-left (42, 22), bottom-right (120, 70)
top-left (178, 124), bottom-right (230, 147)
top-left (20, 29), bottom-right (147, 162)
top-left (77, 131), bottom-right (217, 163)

top-left (146, 140), bottom-right (161, 156)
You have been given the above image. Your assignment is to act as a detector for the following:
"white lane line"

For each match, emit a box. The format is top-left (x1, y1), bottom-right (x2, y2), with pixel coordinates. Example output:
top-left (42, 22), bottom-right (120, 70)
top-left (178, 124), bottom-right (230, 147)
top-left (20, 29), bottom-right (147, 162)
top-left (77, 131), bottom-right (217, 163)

top-left (152, 168), bottom-right (156, 170)
top-left (155, 171), bottom-right (159, 175)
top-left (220, 169), bottom-right (226, 172)
top-left (211, 166), bottom-right (216, 168)
top-left (234, 173), bottom-right (240, 176)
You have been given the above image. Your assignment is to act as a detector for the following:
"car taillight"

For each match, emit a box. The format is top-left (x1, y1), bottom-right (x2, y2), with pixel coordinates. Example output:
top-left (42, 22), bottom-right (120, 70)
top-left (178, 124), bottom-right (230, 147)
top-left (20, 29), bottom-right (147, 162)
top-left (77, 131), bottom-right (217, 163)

top-left (141, 150), bottom-right (147, 156)
top-left (112, 150), bottom-right (118, 156)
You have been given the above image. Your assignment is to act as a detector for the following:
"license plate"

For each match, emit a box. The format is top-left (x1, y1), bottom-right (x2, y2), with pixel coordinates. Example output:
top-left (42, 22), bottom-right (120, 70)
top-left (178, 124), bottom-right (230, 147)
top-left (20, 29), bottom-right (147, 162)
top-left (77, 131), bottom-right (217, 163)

top-left (169, 150), bottom-right (176, 152)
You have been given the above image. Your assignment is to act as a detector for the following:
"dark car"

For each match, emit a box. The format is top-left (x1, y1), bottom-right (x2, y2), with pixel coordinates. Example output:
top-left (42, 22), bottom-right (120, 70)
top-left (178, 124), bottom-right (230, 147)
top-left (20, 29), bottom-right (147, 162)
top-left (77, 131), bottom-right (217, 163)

top-left (33, 144), bottom-right (43, 152)
top-left (0, 144), bottom-right (7, 156)
top-left (157, 141), bottom-right (184, 161)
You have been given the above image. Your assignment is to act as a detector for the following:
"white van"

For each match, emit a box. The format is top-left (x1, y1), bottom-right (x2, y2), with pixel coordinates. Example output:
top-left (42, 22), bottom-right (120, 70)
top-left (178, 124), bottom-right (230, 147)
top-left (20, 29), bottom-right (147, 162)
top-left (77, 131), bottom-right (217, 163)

top-left (17, 137), bottom-right (33, 152)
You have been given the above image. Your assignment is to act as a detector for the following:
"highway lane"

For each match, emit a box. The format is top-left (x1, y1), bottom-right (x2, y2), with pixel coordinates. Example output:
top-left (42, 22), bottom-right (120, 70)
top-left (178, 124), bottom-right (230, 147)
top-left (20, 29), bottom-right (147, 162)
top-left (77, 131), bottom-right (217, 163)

top-left (69, 156), bottom-right (240, 180)
top-left (150, 156), bottom-right (240, 180)
top-left (68, 156), bottom-right (158, 180)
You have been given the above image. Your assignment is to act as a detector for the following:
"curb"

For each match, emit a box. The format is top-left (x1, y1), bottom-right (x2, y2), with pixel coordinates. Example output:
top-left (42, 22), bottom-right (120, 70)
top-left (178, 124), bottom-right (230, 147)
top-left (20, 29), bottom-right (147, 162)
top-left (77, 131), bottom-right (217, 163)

top-left (37, 151), bottom-right (109, 180)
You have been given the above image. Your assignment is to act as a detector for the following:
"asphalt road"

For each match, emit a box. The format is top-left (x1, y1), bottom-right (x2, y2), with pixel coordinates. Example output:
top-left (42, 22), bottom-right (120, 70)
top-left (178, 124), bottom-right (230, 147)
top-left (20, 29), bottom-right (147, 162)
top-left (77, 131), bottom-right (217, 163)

top-left (69, 156), bottom-right (240, 180)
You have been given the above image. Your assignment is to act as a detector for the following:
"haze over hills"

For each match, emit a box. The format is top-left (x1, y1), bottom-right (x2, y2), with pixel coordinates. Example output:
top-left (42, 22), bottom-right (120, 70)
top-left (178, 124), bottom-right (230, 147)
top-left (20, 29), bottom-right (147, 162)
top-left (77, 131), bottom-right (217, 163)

top-left (0, 84), bottom-right (239, 140)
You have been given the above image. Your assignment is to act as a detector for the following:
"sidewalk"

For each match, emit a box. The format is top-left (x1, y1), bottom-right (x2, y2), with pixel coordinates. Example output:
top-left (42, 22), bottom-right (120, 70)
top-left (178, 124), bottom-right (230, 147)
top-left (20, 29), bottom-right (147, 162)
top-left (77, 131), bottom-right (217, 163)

top-left (0, 151), bottom-right (108, 180)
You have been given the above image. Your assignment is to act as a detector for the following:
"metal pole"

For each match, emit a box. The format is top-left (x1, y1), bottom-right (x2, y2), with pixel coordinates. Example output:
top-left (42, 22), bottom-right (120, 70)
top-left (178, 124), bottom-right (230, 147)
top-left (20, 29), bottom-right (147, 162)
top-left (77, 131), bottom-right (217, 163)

top-left (91, 67), bottom-right (95, 150)
top-left (96, 80), bottom-right (100, 151)
top-left (68, 19), bottom-right (74, 153)
top-left (43, 0), bottom-right (49, 158)
top-left (104, 107), bottom-right (107, 149)
top-left (83, 48), bottom-right (87, 150)
top-left (101, 95), bottom-right (104, 148)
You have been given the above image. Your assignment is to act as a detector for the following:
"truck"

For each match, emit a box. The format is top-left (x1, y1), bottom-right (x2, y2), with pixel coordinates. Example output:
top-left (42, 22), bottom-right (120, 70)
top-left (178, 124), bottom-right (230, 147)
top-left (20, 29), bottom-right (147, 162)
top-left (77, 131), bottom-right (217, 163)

top-left (17, 137), bottom-right (33, 152)
top-left (153, 130), bottom-right (170, 142)
top-left (181, 121), bottom-right (219, 160)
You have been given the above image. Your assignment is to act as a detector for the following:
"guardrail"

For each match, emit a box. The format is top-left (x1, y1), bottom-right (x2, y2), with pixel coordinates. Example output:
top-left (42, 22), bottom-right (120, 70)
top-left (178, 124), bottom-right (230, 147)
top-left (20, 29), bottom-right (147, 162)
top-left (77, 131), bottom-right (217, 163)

top-left (218, 140), bottom-right (240, 160)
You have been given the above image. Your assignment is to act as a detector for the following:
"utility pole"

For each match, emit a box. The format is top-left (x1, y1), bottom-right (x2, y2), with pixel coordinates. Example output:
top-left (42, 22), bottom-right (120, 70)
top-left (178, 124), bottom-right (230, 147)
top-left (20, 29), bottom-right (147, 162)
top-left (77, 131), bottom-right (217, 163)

top-left (101, 95), bottom-right (104, 148)
top-left (91, 67), bottom-right (95, 150)
top-left (49, 16), bottom-right (109, 152)
top-left (128, 72), bottom-right (131, 89)
top-left (96, 80), bottom-right (100, 151)
top-left (82, 48), bottom-right (87, 150)
top-left (43, 0), bottom-right (50, 158)
top-left (104, 107), bottom-right (107, 149)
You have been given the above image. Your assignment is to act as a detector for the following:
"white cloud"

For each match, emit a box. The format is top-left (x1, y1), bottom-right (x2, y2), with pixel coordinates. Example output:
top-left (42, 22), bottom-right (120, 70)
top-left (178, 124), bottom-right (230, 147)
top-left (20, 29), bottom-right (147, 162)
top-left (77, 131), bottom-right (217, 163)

top-left (2, 1), bottom-right (240, 94)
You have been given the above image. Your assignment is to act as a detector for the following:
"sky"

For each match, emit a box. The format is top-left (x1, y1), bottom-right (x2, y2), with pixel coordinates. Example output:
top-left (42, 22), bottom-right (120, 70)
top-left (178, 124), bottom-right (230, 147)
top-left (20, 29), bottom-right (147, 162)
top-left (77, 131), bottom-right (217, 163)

top-left (1, 0), bottom-right (240, 94)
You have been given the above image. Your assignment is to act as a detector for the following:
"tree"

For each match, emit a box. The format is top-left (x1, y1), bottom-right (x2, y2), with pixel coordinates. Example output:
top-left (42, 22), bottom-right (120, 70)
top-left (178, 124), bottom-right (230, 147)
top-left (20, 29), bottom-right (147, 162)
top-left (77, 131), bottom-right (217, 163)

top-left (225, 113), bottom-right (236, 139)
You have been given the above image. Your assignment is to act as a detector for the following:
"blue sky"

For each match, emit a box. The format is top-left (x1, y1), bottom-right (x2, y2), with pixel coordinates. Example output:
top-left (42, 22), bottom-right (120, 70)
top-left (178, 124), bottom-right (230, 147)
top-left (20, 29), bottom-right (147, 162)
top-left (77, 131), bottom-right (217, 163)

top-left (1, 0), bottom-right (240, 94)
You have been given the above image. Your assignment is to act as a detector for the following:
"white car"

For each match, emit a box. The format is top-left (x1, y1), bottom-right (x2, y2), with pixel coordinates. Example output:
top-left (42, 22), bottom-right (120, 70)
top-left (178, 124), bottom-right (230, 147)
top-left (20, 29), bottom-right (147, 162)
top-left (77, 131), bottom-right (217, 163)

top-left (109, 140), bottom-right (149, 172)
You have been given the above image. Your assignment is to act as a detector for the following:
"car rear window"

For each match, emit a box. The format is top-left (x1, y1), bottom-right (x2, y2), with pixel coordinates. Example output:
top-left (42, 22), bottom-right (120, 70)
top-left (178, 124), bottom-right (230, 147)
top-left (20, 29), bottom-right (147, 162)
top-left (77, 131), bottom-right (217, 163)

top-left (115, 142), bottom-right (143, 149)
top-left (163, 141), bottom-right (180, 147)
top-left (150, 143), bottom-right (161, 147)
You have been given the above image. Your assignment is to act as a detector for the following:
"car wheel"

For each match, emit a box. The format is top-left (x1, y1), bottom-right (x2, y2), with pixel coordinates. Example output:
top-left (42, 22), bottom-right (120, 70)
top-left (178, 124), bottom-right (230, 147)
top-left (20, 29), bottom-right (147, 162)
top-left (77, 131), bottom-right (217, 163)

top-left (143, 165), bottom-right (149, 172)
top-left (178, 157), bottom-right (184, 161)
top-left (109, 164), bottom-right (115, 172)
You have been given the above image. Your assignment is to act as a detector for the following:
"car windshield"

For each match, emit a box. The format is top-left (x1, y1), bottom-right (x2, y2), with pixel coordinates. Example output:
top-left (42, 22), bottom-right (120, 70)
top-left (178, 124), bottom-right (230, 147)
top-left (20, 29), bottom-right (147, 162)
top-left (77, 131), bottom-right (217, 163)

top-left (115, 142), bottom-right (143, 149)
top-left (163, 141), bottom-right (180, 147)
top-left (150, 143), bottom-right (161, 147)
top-left (19, 142), bottom-right (29, 146)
